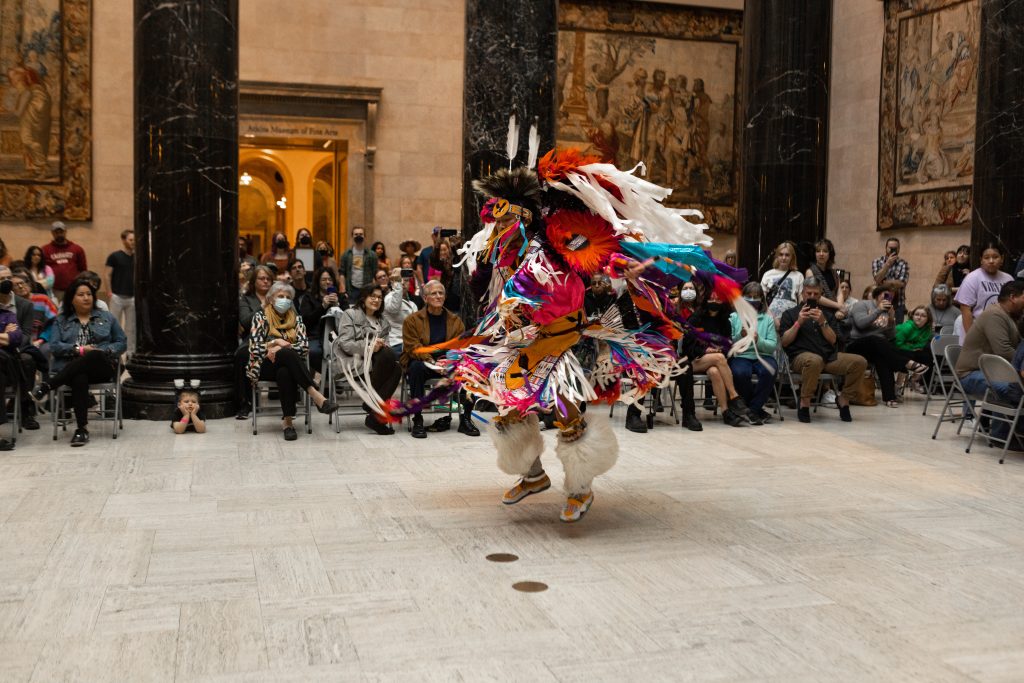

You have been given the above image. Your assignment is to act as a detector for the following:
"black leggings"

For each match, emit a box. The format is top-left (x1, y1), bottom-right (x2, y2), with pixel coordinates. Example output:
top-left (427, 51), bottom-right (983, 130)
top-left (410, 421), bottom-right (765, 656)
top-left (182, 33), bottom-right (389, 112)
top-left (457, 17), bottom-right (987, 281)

top-left (369, 347), bottom-right (402, 403)
top-left (257, 347), bottom-right (315, 418)
top-left (846, 336), bottom-right (913, 402)
top-left (49, 350), bottom-right (115, 428)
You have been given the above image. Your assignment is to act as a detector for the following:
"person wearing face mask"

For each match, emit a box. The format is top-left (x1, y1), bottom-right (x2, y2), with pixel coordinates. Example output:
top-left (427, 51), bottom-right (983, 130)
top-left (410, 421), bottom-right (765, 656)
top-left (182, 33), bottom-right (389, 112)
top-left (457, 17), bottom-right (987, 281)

top-left (727, 282), bottom-right (778, 424)
top-left (339, 226), bottom-right (378, 306)
top-left (245, 281), bottom-right (337, 441)
top-left (42, 221), bottom-right (88, 300)
top-left (314, 241), bottom-right (338, 274)
top-left (259, 232), bottom-right (293, 275)
top-left (295, 228), bottom-right (314, 250)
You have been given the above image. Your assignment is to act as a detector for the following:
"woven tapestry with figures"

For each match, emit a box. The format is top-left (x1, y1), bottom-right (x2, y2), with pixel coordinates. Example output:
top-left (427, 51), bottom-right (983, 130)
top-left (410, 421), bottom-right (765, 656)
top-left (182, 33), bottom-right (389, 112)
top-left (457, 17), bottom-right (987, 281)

top-left (0, 0), bottom-right (91, 220)
top-left (878, 0), bottom-right (979, 231)
top-left (556, 0), bottom-right (741, 233)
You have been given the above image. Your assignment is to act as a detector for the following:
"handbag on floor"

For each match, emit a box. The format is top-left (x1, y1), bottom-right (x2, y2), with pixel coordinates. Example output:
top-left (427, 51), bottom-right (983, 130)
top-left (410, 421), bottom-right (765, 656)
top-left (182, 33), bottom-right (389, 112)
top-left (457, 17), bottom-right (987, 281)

top-left (849, 372), bottom-right (877, 406)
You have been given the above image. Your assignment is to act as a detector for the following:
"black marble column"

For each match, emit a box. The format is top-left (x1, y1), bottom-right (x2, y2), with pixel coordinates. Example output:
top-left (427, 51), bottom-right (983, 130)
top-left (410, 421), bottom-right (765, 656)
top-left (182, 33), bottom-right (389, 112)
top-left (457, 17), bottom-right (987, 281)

top-left (737, 0), bottom-right (833, 276)
top-left (125, 0), bottom-right (239, 419)
top-left (461, 0), bottom-right (557, 236)
top-left (971, 0), bottom-right (1024, 269)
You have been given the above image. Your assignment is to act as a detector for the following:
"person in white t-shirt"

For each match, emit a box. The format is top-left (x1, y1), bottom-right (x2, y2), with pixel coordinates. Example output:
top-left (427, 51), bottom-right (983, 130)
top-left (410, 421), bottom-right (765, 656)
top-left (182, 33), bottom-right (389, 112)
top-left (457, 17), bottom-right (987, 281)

top-left (760, 240), bottom-right (804, 323)
top-left (954, 242), bottom-right (1013, 334)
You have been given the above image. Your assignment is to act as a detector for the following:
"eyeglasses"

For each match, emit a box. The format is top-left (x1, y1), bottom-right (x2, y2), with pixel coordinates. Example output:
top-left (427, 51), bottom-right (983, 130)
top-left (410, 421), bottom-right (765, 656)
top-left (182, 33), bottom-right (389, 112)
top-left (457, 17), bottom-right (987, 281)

top-left (366, 294), bottom-right (382, 301)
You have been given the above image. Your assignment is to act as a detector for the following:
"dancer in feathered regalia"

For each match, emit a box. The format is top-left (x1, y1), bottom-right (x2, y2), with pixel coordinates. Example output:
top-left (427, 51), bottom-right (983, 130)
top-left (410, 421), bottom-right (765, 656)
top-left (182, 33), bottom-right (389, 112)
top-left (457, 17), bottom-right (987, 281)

top-left (363, 121), bottom-right (756, 523)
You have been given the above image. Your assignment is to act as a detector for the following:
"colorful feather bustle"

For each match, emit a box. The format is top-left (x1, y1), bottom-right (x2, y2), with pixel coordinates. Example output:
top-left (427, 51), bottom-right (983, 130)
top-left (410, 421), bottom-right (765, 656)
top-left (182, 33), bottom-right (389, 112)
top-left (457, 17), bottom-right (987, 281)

top-left (545, 210), bottom-right (620, 275)
top-left (538, 148), bottom-right (604, 183)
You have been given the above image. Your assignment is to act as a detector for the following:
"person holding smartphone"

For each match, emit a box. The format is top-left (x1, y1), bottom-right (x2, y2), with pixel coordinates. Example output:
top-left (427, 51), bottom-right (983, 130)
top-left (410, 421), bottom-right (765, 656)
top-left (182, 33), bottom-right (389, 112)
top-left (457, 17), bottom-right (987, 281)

top-left (871, 237), bottom-right (909, 323)
top-left (847, 284), bottom-right (929, 407)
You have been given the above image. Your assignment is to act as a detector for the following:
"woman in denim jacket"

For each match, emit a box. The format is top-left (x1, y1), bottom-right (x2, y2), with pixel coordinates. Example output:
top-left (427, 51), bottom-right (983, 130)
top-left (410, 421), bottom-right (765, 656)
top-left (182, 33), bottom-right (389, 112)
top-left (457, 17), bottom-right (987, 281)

top-left (31, 276), bottom-right (126, 446)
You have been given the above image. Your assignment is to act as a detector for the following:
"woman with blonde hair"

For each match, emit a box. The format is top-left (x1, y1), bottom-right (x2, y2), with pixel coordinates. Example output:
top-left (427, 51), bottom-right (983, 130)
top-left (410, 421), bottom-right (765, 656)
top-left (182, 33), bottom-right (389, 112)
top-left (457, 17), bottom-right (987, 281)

top-left (760, 240), bottom-right (803, 321)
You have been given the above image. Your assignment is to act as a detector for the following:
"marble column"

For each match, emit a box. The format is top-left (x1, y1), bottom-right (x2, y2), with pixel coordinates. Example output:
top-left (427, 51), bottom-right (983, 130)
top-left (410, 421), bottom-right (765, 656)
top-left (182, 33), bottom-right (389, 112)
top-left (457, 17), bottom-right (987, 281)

top-left (461, 0), bottom-right (557, 235)
top-left (124, 0), bottom-right (239, 419)
top-left (971, 0), bottom-right (1024, 268)
top-left (737, 1), bottom-right (833, 275)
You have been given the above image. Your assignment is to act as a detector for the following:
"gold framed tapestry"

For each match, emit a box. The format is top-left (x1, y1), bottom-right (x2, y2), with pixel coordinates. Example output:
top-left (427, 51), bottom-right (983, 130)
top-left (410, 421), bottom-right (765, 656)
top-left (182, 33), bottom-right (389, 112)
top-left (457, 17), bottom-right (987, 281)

top-left (0, 0), bottom-right (91, 220)
top-left (557, 0), bottom-right (742, 233)
top-left (878, 0), bottom-right (979, 230)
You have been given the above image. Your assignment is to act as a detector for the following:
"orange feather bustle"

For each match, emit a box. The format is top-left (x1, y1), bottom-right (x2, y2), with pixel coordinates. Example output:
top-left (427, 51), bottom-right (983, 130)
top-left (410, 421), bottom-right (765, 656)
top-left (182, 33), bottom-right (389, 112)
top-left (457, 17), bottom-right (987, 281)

top-left (538, 148), bottom-right (603, 183)
top-left (545, 210), bottom-right (620, 275)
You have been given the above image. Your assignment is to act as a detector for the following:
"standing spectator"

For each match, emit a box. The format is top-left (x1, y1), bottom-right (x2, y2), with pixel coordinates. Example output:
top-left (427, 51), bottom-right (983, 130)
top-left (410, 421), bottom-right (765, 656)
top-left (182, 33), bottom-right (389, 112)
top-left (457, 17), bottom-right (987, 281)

top-left (952, 244), bottom-right (971, 291)
top-left (371, 241), bottom-right (391, 273)
top-left (238, 235), bottom-right (257, 268)
top-left (761, 240), bottom-right (803, 322)
top-left (416, 227), bottom-right (442, 284)
top-left (314, 240), bottom-right (337, 274)
top-left (397, 254), bottom-right (423, 302)
top-left (260, 231), bottom-right (293, 274)
top-left (955, 242), bottom-right (1013, 334)
top-left (105, 229), bottom-right (135, 357)
top-left (23, 245), bottom-right (55, 299)
top-left (42, 221), bottom-right (87, 299)
top-left (779, 278), bottom-right (867, 423)
top-left (934, 250), bottom-right (958, 291)
top-left (0, 237), bottom-right (10, 266)
top-left (428, 238), bottom-right (462, 314)
top-left (295, 227), bottom-right (314, 250)
top-left (339, 225), bottom-right (377, 306)
top-left (723, 249), bottom-right (738, 269)
top-left (871, 237), bottom-right (909, 323)
top-left (805, 238), bottom-right (846, 312)
top-left (929, 284), bottom-right (959, 332)
top-left (399, 239), bottom-right (421, 265)
top-left (402, 280), bottom-right (479, 439)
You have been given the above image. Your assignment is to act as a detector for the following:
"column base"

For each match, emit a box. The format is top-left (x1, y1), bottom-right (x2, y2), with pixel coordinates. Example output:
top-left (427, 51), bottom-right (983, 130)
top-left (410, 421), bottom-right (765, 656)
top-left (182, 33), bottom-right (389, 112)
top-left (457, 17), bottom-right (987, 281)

top-left (122, 351), bottom-right (237, 420)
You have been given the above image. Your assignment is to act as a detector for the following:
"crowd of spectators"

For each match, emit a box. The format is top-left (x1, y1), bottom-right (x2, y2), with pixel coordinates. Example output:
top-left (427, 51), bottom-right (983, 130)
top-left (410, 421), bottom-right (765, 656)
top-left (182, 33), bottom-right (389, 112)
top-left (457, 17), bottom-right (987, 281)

top-left (3, 221), bottom-right (1024, 454)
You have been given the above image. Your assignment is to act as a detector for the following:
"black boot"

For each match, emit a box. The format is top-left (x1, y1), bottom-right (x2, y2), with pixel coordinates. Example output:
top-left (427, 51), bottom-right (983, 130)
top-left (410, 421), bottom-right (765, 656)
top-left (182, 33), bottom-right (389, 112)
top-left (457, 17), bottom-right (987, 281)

top-left (682, 413), bottom-right (703, 432)
top-left (625, 404), bottom-right (647, 433)
top-left (426, 415), bottom-right (451, 432)
top-left (411, 414), bottom-right (426, 439)
top-left (458, 411), bottom-right (480, 437)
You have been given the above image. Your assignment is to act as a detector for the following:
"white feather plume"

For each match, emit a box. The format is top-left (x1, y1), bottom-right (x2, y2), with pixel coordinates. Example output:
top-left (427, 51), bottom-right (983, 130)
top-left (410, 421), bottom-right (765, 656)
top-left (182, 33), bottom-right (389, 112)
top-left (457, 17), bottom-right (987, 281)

top-left (527, 118), bottom-right (540, 169)
top-left (506, 114), bottom-right (519, 168)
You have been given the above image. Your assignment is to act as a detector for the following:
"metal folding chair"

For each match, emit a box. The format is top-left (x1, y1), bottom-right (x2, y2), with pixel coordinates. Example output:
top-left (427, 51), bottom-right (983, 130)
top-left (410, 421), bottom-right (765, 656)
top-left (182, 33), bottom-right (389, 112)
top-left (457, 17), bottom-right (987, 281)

top-left (931, 345), bottom-right (976, 440)
top-left (251, 355), bottom-right (313, 436)
top-left (52, 357), bottom-right (124, 440)
top-left (320, 313), bottom-right (374, 433)
top-left (965, 354), bottom-right (1024, 464)
top-left (922, 334), bottom-right (960, 416)
top-left (778, 349), bottom-right (837, 415)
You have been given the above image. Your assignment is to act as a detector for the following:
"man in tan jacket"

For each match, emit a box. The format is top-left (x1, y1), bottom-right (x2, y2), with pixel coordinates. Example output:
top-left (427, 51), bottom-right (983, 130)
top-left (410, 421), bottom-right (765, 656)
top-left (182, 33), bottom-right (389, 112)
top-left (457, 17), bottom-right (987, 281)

top-left (402, 280), bottom-right (480, 438)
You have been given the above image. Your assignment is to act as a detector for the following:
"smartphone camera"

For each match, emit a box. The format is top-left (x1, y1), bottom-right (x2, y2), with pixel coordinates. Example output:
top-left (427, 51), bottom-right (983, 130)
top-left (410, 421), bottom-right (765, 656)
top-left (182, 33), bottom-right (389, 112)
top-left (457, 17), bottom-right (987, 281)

top-left (439, 228), bottom-right (458, 238)
top-left (400, 268), bottom-right (414, 278)
top-left (805, 300), bottom-right (819, 310)
top-left (326, 286), bottom-right (337, 295)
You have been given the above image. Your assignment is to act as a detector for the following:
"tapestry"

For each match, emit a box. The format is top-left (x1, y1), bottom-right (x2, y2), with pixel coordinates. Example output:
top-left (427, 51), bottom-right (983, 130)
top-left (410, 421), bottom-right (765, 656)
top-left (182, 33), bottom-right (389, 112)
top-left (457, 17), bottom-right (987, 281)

top-left (0, 0), bottom-right (91, 220)
top-left (878, 0), bottom-right (979, 230)
top-left (557, 1), bottom-right (742, 233)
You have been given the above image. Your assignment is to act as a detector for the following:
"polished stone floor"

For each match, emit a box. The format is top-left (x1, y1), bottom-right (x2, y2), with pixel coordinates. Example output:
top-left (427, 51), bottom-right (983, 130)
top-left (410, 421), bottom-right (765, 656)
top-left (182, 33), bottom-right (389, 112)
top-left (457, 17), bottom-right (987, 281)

top-left (1, 393), bottom-right (1023, 682)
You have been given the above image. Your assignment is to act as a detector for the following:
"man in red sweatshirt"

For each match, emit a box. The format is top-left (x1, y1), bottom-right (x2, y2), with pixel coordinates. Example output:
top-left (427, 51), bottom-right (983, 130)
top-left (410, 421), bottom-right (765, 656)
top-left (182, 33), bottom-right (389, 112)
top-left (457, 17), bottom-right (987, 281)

top-left (42, 221), bottom-right (87, 300)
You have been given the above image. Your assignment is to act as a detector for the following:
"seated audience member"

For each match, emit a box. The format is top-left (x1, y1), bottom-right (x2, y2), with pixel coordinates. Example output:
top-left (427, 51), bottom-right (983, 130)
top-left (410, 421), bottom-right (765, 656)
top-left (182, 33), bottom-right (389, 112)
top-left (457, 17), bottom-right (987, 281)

top-left (373, 268), bottom-right (389, 291)
top-left (288, 259), bottom-right (313, 307)
top-left (235, 264), bottom-right (274, 419)
top-left (895, 304), bottom-right (936, 390)
top-left (2, 268), bottom-right (42, 429)
top-left (0, 271), bottom-right (25, 449)
top-left (929, 284), bottom-right (960, 332)
top-left (779, 277), bottom-right (867, 423)
top-left (955, 242), bottom-right (1013, 334)
top-left (335, 284), bottom-right (403, 435)
top-left (24, 245), bottom-right (55, 300)
top-left (11, 270), bottom-right (56, 343)
top-left (383, 268), bottom-right (418, 357)
top-left (305, 267), bottom-right (343, 373)
top-left (583, 273), bottom-right (616, 319)
top-left (171, 386), bottom-right (206, 434)
top-left (80, 271), bottom-right (109, 311)
top-left (955, 281), bottom-right (1024, 445)
top-left (402, 280), bottom-right (480, 439)
top-left (31, 277), bottom-right (127, 447)
top-left (676, 280), bottom-right (752, 429)
top-left (847, 285), bottom-right (929, 407)
top-left (245, 281), bottom-right (337, 441)
top-left (728, 282), bottom-right (778, 424)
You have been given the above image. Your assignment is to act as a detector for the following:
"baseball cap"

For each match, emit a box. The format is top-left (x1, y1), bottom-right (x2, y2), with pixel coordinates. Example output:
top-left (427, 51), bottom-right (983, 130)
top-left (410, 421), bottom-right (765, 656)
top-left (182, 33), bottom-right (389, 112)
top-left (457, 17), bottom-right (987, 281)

top-left (51, 221), bottom-right (66, 231)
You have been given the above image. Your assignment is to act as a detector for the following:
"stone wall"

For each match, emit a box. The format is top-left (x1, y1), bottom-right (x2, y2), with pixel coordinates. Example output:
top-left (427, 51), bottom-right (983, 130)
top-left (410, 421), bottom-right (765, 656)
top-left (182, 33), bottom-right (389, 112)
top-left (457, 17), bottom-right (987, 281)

top-left (826, 0), bottom-right (970, 309)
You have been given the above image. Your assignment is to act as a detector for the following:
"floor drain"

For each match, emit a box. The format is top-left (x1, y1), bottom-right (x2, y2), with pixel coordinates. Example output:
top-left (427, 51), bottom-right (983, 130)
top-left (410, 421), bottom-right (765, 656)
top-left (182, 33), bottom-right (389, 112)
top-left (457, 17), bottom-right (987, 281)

top-left (512, 581), bottom-right (548, 593)
top-left (486, 553), bottom-right (519, 563)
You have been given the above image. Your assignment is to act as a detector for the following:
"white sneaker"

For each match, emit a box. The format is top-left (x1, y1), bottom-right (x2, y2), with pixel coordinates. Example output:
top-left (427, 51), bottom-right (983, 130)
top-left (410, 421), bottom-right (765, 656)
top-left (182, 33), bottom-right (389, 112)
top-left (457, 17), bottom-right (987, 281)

top-left (822, 389), bottom-right (838, 406)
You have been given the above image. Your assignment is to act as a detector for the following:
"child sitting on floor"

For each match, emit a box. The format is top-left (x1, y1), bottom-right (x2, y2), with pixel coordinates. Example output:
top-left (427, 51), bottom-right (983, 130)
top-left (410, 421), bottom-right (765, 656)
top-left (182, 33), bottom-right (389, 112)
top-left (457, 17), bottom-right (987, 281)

top-left (171, 384), bottom-right (207, 434)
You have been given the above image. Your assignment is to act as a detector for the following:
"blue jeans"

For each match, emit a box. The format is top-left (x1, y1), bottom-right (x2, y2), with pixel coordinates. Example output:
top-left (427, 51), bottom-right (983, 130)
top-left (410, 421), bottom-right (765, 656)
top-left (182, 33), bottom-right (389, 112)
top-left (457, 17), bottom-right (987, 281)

top-left (728, 356), bottom-right (778, 412)
top-left (959, 370), bottom-right (1023, 440)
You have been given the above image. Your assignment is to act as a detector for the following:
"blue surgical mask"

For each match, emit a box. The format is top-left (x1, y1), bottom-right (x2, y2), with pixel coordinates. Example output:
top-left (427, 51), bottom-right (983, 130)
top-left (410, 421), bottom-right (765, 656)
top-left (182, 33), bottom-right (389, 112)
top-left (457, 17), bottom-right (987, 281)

top-left (273, 298), bottom-right (293, 314)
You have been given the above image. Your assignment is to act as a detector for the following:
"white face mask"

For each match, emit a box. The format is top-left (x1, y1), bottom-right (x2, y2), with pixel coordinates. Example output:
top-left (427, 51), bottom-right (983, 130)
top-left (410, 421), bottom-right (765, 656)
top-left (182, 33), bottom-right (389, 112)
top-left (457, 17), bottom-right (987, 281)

top-left (272, 298), bottom-right (292, 314)
top-left (680, 289), bottom-right (698, 302)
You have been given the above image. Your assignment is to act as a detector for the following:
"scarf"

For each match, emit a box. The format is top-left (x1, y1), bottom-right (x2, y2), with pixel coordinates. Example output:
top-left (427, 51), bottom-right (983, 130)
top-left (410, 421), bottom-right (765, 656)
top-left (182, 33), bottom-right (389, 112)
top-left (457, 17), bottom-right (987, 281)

top-left (264, 304), bottom-right (298, 343)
